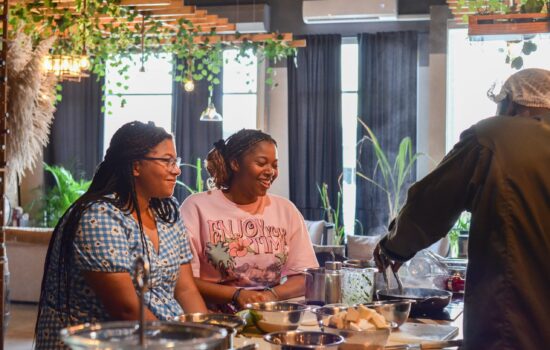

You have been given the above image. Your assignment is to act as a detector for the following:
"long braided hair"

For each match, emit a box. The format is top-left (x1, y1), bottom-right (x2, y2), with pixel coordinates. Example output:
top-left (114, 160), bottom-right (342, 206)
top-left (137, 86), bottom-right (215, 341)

top-left (35, 121), bottom-right (178, 337)
top-left (206, 129), bottom-right (277, 189)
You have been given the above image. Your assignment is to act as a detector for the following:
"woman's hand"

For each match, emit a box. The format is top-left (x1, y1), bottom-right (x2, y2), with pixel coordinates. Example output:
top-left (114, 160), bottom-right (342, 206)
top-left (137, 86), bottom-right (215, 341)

top-left (236, 290), bottom-right (277, 308)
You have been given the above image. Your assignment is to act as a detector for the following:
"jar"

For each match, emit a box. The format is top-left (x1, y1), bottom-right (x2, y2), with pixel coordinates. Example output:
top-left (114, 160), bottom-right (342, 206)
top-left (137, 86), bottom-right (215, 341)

top-left (342, 260), bottom-right (377, 305)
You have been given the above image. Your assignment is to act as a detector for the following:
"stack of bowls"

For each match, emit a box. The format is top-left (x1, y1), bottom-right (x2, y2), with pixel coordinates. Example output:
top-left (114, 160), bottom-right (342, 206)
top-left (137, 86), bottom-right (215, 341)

top-left (245, 301), bottom-right (309, 333)
top-left (264, 330), bottom-right (344, 349)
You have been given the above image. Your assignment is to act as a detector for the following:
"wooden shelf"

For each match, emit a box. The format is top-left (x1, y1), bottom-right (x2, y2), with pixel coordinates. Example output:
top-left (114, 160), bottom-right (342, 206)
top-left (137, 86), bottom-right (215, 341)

top-left (469, 13), bottom-right (550, 37)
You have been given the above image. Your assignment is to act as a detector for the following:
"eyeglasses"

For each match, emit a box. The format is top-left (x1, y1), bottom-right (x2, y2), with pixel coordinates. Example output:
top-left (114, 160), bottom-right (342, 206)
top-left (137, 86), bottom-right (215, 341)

top-left (141, 156), bottom-right (181, 170)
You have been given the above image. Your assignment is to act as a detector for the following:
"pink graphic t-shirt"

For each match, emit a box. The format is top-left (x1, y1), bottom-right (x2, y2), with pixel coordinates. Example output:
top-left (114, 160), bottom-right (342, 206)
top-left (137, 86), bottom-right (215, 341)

top-left (180, 189), bottom-right (319, 288)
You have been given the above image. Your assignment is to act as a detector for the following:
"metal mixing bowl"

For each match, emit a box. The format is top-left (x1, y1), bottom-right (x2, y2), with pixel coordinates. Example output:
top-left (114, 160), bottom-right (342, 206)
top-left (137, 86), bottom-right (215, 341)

top-left (245, 302), bottom-right (309, 333)
top-left (312, 305), bottom-right (392, 350)
top-left (264, 330), bottom-right (344, 349)
top-left (321, 326), bottom-right (390, 350)
top-left (176, 313), bottom-right (246, 348)
top-left (359, 300), bottom-right (413, 328)
top-left (61, 321), bottom-right (227, 350)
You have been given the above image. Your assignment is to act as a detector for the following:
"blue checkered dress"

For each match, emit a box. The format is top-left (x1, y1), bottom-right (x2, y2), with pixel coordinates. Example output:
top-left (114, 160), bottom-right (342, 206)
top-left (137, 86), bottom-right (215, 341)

top-left (35, 198), bottom-right (193, 349)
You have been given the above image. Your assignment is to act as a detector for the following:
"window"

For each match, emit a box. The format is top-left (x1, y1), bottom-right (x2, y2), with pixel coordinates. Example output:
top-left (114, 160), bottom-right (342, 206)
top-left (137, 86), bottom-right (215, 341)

top-left (103, 51), bottom-right (259, 155)
top-left (447, 29), bottom-right (550, 151)
top-left (103, 54), bottom-right (173, 155)
top-left (341, 41), bottom-right (359, 235)
top-left (222, 49), bottom-right (258, 138)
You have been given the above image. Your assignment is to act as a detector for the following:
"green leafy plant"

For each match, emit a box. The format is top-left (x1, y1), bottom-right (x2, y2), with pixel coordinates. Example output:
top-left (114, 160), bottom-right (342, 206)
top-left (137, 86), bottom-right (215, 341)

top-left (448, 211), bottom-right (471, 258)
top-left (9, 1), bottom-right (298, 95)
top-left (317, 181), bottom-right (345, 246)
top-left (356, 119), bottom-right (425, 225)
top-left (502, 39), bottom-right (538, 70)
top-left (176, 157), bottom-right (206, 195)
top-left (38, 163), bottom-right (91, 227)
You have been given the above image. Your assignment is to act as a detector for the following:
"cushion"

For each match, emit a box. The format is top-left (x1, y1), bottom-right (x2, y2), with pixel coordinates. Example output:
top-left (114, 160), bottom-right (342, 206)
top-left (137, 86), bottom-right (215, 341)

top-left (347, 234), bottom-right (383, 261)
top-left (304, 220), bottom-right (326, 245)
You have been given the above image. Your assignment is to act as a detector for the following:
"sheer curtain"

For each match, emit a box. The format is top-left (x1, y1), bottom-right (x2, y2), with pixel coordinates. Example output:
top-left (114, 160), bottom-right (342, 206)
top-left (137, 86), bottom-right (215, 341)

top-left (287, 34), bottom-right (343, 220)
top-left (355, 31), bottom-right (418, 235)
top-left (44, 75), bottom-right (104, 181)
top-left (171, 59), bottom-right (222, 204)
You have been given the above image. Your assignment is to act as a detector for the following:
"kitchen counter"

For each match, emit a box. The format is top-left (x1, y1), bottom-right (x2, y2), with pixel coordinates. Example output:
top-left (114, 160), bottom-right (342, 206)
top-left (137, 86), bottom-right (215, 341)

top-left (234, 299), bottom-right (463, 349)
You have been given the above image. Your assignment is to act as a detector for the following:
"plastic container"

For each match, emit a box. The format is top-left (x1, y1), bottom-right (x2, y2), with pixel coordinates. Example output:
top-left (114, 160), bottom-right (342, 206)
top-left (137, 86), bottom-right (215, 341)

top-left (342, 260), bottom-right (377, 305)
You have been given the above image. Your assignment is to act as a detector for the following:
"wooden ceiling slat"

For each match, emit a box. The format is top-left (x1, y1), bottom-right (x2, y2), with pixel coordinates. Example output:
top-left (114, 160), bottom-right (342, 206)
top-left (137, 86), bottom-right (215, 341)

top-left (8, 0), bottom-right (305, 47)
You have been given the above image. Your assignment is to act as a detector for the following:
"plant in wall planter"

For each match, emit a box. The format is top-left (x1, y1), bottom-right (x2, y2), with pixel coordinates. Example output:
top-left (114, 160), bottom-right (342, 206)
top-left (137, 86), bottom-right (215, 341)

top-left (456, 0), bottom-right (545, 69)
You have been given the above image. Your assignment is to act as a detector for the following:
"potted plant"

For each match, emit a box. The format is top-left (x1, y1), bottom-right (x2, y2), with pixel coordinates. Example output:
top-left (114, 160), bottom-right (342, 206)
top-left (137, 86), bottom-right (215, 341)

top-left (176, 157), bottom-right (206, 195)
top-left (448, 211), bottom-right (471, 258)
top-left (35, 163), bottom-right (92, 227)
top-left (356, 119), bottom-right (425, 226)
top-left (315, 181), bottom-right (346, 261)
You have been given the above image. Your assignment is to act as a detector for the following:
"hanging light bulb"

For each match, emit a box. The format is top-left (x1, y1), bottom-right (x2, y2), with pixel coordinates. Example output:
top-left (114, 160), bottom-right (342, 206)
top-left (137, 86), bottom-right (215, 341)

top-left (52, 57), bottom-right (62, 75)
top-left (183, 77), bottom-right (195, 92)
top-left (43, 56), bottom-right (53, 71)
top-left (79, 55), bottom-right (90, 70)
top-left (200, 93), bottom-right (223, 122)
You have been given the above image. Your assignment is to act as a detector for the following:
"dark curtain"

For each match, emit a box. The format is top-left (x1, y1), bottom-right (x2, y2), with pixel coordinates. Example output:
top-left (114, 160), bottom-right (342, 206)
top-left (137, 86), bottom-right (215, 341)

top-left (172, 58), bottom-right (222, 204)
top-left (356, 31), bottom-right (418, 235)
top-left (287, 34), bottom-right (343, 220)
top-left (44, 75), bottom-right (104, 181)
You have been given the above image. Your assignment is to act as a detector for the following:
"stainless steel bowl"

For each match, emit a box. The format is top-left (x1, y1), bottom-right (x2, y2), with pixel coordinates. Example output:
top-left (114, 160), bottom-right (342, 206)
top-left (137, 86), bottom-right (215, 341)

top-left (359, 300), bottom-right (413, 328)
top-left (312, 305), bottom-right (391, 350)
top-left (322, 326), bottom-right (390, 350)
top-left (61, 321), bottom-right (227, 350)
top-left (310, 305), bottom-right (350, 327)
top-left (264, 330), bottom-right (344, 349)
top-left (245, 302), bottom-right (309, 333)
top-left (176, 313), bottom-right (246, 348)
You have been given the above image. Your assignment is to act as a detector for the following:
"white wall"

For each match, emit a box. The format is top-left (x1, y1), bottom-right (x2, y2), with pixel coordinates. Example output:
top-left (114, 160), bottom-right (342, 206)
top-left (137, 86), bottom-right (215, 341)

top-left (265, 66), bottom-right (290, 199)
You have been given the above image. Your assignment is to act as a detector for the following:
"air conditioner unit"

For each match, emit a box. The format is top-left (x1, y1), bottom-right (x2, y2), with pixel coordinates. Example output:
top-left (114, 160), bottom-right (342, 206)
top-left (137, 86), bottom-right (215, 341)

top-left (303, 0), bottom-right (397, 24)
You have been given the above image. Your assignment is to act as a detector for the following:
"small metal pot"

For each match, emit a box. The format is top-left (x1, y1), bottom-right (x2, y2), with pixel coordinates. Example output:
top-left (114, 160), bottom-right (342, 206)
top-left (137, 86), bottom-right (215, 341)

top-left (304, 261), bottom-right (343, 305)
top-left (264, 330), bottom-right (344, 349)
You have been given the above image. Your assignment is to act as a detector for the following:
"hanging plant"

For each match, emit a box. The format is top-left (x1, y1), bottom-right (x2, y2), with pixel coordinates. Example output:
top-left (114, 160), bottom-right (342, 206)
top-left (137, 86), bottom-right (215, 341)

top-left (9, 0), bottom-right (299, 92)
top-left (500, 39), bottom-right (538, 70)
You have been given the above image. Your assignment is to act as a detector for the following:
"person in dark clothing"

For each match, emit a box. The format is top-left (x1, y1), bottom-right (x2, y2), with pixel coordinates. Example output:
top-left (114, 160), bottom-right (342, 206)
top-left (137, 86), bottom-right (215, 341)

top-left (374, 68), bottom-right (550, 350)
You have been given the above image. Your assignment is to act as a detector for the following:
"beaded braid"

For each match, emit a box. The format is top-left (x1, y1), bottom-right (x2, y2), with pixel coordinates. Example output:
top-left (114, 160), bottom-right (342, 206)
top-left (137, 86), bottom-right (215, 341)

top-left (206, 129), bottom-right (277, 189)
top-left (35, 121), bottom-right (178, 340)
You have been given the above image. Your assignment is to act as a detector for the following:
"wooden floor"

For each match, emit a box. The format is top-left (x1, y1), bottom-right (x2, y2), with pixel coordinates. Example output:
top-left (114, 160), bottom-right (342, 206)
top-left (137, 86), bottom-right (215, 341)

top-left (4, 302), bottom-right (37, 349)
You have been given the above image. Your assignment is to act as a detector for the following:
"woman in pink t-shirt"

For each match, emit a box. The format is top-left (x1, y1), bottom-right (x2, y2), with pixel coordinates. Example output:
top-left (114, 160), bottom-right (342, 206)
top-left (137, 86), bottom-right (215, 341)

top-left (180, 129), bottom-right (318, 310)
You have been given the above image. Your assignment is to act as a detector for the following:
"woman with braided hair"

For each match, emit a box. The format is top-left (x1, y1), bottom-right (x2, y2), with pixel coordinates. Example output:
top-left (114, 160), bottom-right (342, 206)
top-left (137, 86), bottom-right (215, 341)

top-left (180, 129), bottom-right (318, 311)
top-left (35, 121), bottom-right (206, 349)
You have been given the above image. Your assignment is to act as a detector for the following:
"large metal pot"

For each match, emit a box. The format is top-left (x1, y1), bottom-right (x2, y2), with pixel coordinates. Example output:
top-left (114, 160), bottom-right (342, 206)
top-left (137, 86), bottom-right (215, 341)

top-left (61, 321), bottom-right (227, 349)
top-left (377, 287), bottom-right (452, 315)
